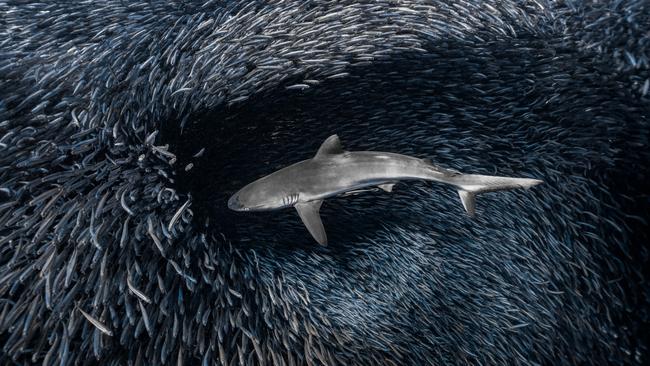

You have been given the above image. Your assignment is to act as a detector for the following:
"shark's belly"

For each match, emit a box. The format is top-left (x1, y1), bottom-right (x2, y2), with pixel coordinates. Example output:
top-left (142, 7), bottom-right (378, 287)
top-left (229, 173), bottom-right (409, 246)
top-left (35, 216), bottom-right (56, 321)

top-left (296, 157), bottom-right (427, 201)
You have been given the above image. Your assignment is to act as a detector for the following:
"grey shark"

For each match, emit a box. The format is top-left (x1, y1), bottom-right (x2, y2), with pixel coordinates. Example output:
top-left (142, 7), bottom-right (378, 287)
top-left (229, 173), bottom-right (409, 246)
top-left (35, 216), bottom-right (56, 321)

top-left (228, 135), bottom-right (542, 245)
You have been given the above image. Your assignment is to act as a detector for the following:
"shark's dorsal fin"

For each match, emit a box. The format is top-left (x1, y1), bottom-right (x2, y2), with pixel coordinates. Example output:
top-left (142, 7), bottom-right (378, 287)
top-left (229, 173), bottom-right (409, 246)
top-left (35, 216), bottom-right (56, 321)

top-left (314, 134), bottom-right (344, 158)
top-left (295, 200), bottom-right (327, 245)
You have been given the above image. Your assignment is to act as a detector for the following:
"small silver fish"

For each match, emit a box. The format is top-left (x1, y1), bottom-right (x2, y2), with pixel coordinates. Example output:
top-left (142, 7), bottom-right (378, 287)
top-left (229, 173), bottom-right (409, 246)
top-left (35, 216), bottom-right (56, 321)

top-left (78, 307), bottom-right (113, 336)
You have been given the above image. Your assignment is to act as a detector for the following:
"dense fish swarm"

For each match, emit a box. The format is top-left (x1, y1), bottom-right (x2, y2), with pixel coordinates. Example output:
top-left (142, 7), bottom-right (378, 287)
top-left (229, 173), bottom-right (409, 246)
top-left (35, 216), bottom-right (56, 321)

top-left (1, 0), bottom-right (649, 365)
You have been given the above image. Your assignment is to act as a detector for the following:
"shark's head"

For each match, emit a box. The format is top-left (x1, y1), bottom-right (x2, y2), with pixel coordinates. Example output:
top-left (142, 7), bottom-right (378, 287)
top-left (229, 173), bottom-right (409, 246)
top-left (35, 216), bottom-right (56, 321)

top-left (228, 178), bottom-right (293, 212)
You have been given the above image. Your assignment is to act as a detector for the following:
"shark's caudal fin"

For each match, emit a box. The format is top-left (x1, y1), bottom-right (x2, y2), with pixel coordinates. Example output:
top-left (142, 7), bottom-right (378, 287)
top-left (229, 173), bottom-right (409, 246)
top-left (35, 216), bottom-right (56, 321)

top-left (456, 175), bottom-right (543, 217)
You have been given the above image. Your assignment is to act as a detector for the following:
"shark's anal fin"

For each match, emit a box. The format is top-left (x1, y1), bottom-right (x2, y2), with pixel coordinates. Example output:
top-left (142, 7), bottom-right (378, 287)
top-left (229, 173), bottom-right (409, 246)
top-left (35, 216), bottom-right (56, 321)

top-left (314, 134), bottom-right (344, 158)
top-left (295, 200), bottom-right (327, 245)
top-left (378, 183), bottom-right (395, 192)
top-left (458, 190), bottom-right (476, 217)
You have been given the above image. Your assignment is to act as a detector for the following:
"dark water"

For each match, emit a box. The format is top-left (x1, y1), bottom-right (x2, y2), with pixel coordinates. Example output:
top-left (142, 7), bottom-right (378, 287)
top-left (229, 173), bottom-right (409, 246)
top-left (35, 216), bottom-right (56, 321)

top-left (158, 38), bottom-right (650, 362)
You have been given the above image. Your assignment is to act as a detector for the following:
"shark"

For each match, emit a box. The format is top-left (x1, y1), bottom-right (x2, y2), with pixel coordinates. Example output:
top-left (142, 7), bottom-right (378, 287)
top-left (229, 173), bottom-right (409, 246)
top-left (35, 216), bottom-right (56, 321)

top-left (228, 134), bottom-right (543, 245)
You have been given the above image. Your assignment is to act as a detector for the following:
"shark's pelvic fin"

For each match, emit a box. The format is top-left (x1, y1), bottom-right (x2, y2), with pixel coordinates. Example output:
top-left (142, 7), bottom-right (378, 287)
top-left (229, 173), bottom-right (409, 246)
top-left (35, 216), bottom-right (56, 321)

top-left (378, 183), bottom-right (395, 192)
top-left (458, 190), bottom-right (476, 217)
top-left (341, 188), bottom-right (375, 197)
top-left (295, 200), bottom-right (327, 245)
top-left (315, 134), bottom-right (344, 158)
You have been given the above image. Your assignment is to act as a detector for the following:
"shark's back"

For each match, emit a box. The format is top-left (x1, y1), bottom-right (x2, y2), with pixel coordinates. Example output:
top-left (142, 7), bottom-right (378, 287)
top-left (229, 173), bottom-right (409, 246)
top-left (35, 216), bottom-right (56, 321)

top-left (290, 150), bottom-right (428, 201)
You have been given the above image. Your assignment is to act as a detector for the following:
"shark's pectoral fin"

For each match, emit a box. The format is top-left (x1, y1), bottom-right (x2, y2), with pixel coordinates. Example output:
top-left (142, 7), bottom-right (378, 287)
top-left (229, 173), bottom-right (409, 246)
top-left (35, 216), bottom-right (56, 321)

top-left (378, 183), bottom-right (396, 192)
top-left (295, 201), bottom-right (327, 245)
top-left (314, 135), bottom-right (344, 158)
top-left (458, 190), bottom-right (476, 217)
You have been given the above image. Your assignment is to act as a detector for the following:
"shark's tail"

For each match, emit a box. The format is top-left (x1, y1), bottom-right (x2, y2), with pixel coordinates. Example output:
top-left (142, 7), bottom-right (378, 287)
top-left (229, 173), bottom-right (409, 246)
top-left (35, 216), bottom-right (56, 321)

top-left (454, 174), bottom-right (543, 216)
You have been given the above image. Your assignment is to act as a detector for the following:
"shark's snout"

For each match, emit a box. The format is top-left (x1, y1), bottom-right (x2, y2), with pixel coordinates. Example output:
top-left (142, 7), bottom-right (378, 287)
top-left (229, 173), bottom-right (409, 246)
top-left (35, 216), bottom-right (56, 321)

top-left (227, 193), bottom-right (245, 211)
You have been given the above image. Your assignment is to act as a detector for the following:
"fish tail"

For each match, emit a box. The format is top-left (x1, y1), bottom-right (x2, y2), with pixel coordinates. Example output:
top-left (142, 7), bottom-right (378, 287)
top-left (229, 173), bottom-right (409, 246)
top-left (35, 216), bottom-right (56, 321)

top-left (454, 174), bottom-right (543, 216)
